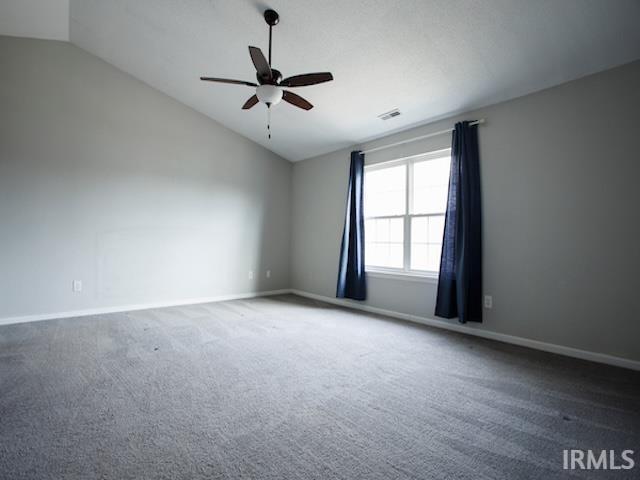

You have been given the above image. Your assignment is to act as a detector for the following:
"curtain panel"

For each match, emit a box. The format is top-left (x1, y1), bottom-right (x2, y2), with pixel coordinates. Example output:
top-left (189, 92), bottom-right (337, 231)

top-left (336, 151), bottom-right (367, 301)
top-left (435, 122), bottom-right (482, 323)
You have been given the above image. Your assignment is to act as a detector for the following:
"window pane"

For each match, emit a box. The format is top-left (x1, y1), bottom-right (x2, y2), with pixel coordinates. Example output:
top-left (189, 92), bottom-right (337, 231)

top-left (364, 164), bottom-right (406, 217)
top-left (412, 156), bottom-right (450, 214)
top-left (389, 218), bottom-right (403, 242)
top-left (375, 219), bottom-right (389, 242)
top-left (410, 243), bottom-right (429, 271)
top-left (428, 215), bottom-right (445, 243)
top-left (410, 215), bottom-right (445, 271)
top-left (365, 217), bottom-right (404, 268)
top-left (411, 216), bottom-right (428, 243)
top-left (427, 243), bottom-right (442, 272)
top-left (389, 244), bottom-right (403, 267)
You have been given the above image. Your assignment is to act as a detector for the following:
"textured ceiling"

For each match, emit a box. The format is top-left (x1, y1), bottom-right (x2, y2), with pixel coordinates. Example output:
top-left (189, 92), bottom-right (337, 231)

top-left (11, 1), bottom-right (640, 161)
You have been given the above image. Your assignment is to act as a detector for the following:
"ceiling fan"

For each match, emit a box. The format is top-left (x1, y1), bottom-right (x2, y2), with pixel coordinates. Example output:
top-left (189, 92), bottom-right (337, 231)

top-left (200, 9), bottom-right (333, 137)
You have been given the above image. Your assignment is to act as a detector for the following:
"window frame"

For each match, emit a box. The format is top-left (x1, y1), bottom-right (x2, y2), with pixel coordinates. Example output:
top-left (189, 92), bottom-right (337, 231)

top-left (364, 148), bottom-right (451, 280)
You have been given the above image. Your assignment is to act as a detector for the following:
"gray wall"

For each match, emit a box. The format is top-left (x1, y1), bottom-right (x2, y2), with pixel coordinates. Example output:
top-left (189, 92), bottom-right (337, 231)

top-left (0, 36), bottom-right (292, 318)
top-left (2, 35), bottom-right (639, 364)
top-left (292, 60), bottom-right (640, 362)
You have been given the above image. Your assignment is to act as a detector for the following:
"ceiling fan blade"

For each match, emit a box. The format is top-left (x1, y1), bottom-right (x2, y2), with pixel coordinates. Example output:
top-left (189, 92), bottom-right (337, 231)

top-left (242, 95), bottom-right (259, 110)
top-left (283, 90), bottom-right (313, 110)
top-left (200, 77), bottom-right (257, 87)
top-left (248, 46), bottom-right (272, 79)
top-left (280, 72), bottom-right (333, 87)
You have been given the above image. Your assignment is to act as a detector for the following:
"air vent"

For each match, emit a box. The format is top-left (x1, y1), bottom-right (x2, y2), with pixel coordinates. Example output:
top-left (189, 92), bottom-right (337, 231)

top-left (378, 108), bottom-right (401, 120)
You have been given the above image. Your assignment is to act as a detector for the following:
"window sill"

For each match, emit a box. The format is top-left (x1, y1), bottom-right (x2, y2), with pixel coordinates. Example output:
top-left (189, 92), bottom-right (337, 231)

top-left (366, 269), bottom-right (439, 284)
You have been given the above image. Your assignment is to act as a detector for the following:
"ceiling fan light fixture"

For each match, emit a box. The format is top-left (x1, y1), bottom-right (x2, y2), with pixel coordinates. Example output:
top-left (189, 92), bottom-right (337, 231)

top-left (256, 84), bottom-right (283, 106)
top-left (200, 7), bottom-right (333, 132)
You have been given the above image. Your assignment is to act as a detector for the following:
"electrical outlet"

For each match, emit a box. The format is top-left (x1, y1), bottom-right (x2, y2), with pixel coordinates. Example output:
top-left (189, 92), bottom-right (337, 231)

top-left (266, 270), bottom-right (271, 279)
top-left (483, 295), bottom-right (493, 309)
top-left (72, 280), bottom-right (82, 292)
top-left (248, 270), bottom-right (254, 280)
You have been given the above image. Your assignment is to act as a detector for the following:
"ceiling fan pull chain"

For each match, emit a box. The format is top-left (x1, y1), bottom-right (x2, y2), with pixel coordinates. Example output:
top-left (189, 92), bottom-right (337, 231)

top-left (200, 9), bottom-right (330, 118)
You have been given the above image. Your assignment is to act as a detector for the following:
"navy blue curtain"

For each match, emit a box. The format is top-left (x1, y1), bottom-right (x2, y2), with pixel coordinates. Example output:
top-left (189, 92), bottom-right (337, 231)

top-left (336, 151), bottom-right (367, 300)
top-left (435, 122), bottom-right (482, 323)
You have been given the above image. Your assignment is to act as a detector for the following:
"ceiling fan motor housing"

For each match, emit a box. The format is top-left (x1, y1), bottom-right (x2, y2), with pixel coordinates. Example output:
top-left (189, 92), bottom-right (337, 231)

top-left (200, 7), bottom-right (332, 114)
top-left (257, 68), bottom-right (282, 85)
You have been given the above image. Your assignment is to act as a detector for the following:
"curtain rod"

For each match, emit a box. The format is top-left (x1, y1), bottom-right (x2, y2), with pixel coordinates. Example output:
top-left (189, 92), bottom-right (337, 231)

top-left (360, 119), bottom-right (485, 155)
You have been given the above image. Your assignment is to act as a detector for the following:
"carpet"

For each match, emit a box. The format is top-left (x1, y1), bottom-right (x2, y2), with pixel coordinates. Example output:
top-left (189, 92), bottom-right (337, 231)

top-left (1, 294), bottom-right (638, 479)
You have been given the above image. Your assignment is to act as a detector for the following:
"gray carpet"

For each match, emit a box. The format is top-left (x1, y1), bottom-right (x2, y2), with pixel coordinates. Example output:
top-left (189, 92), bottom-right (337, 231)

top-left (1, 294), bottom-right (638, 479)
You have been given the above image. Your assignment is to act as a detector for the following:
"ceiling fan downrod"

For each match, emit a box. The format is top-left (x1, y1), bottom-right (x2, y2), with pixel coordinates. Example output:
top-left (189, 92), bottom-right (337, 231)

top-left (264, 10), bottom-right (278, 140)
top-left (199, 6), bottom-right (333, 135)
top-left (264, 9), bottom-right (279, 67)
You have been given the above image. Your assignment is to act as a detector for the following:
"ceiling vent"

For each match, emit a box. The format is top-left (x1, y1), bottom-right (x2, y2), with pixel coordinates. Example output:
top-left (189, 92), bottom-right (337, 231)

top-left (378, 108), bottom-right (401, 120)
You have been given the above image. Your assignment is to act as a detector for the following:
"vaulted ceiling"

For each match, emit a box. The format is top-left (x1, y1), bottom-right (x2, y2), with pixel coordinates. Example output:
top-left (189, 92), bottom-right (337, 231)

top-left (3, 1), bottom-right (640, 161)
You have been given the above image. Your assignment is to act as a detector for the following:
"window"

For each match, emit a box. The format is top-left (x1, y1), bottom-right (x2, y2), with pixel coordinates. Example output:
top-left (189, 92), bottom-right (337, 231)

top-left (364, 149), bottom-right (451, 276)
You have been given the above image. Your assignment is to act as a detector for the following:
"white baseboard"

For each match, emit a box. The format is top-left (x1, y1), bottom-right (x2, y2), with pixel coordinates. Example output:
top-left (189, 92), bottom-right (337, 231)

top-left (0, 289), bottom-right (291, 326)
top-left (290, 289), bottom-right (640, 372)
top-left (3, 287), bottom-right (638, 371)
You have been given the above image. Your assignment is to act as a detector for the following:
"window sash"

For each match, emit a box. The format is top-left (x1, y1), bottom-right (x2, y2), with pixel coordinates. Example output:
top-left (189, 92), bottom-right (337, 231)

top-left (365, 213), bottom-right (444, 274)
top-left (364, 149), bottom-right (450, 276)
top-left (364, 215), bottom-right (405, 269)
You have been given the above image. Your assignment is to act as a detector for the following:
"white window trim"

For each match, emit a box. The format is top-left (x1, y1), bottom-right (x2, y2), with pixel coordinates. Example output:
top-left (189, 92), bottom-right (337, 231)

top-left (364, 148), bottom-right (451, 280)
top-left (366, 269), bottom-right (439, 284)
